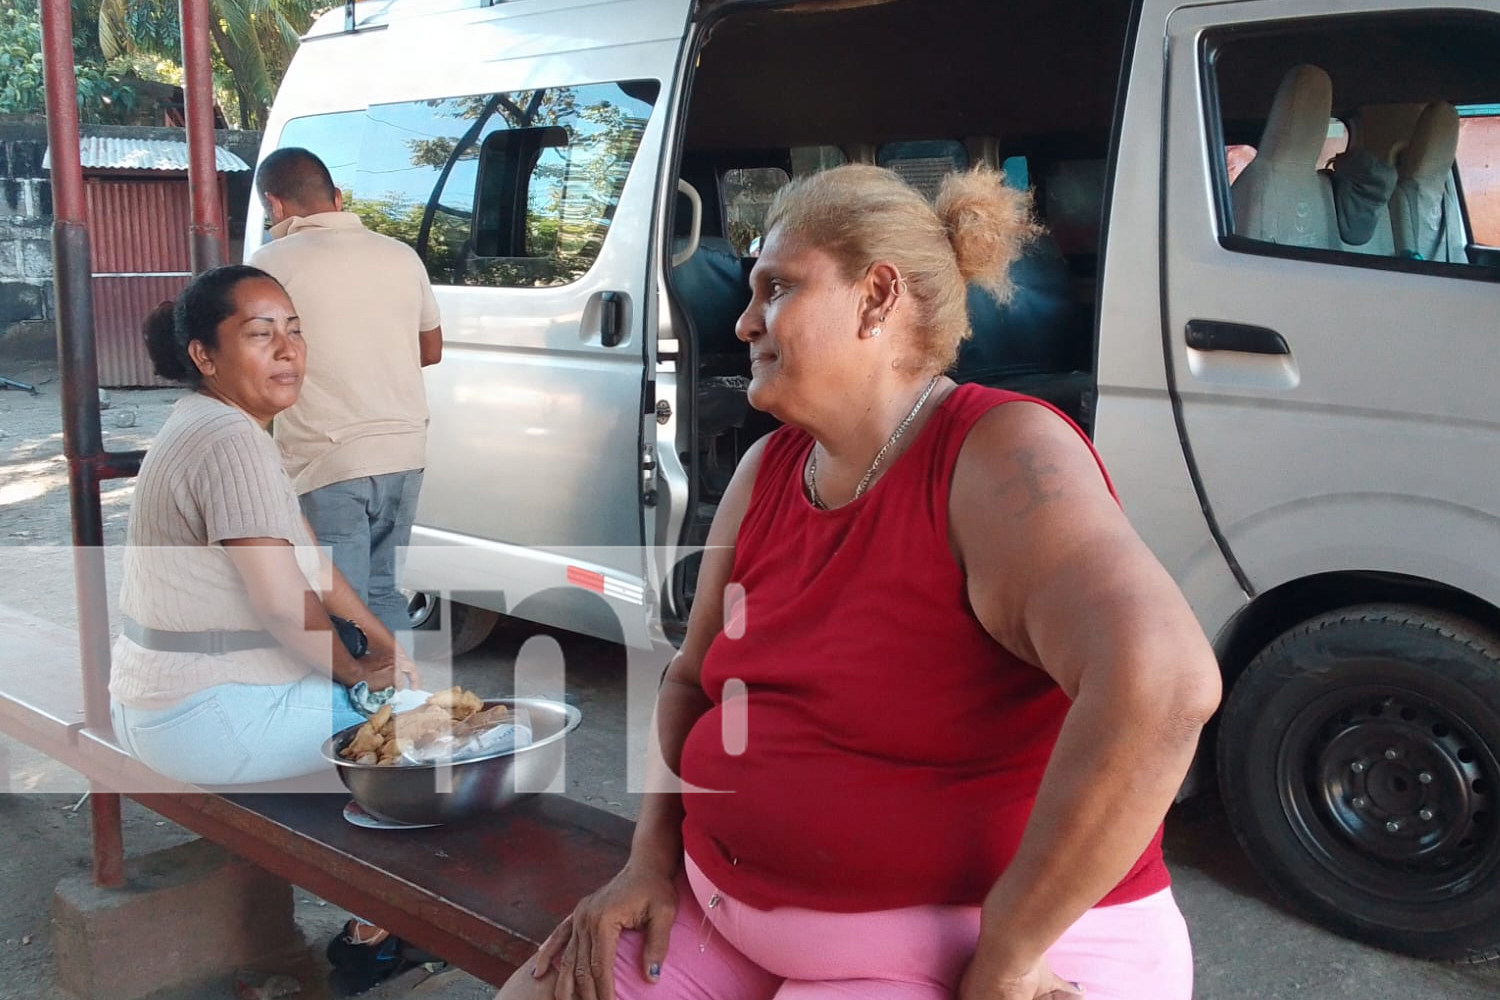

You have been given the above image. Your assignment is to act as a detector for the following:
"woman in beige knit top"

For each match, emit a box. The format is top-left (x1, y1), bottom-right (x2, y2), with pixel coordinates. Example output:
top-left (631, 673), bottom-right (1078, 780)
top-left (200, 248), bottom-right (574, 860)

top-left (109, 264), bottom-right (420, 785)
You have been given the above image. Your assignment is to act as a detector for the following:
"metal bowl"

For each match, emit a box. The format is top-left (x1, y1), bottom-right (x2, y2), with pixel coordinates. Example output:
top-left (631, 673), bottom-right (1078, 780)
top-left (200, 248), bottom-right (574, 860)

top-left (320, 697), bottom-right (582, 826)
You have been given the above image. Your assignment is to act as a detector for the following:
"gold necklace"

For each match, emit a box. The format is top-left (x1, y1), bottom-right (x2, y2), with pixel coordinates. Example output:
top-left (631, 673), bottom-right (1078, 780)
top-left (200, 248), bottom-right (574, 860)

top-left (805, 375), bottom-right (941, 510)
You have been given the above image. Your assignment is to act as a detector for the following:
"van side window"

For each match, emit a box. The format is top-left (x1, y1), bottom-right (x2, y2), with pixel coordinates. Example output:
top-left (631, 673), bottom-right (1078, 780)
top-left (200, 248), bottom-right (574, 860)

top-left (270, 82), bottom-right (659, 287)
top-left (371, 83), bottom-right (659, 287)
top-left (790, 145), bottom-right (847, 177)
top-left (1000, 155), bottom-right (1029, 191)
top-left (354, 97), bottom-right (485, 284)
top-left (877, 140), bottom-right (967, 199)
top-left (718, 148), bottom-right (844, 255)
top-left (1206, 15), bottom-right (1500, 271)
top-left (1457, 109), bottom-right (1500, 248)
top-left (721, 168), bottom-right (789, 256)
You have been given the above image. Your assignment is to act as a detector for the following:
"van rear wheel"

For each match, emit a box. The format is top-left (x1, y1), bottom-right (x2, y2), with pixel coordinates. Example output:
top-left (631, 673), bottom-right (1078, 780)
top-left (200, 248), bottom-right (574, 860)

top-left (1217, 605), bottom-right (1500, 961)
top-left (403, 590), bottom-right (499, 657)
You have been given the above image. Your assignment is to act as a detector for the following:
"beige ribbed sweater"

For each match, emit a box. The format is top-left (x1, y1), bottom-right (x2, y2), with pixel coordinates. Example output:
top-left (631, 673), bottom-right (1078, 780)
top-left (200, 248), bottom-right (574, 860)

top-left (109, 393), bottom-right (320, 708)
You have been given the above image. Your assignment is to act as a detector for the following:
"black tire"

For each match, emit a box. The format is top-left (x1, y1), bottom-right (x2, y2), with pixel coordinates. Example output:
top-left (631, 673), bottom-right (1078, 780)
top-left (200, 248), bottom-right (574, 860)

top-left (404, 592), bottom-right (499, 657)
top-left (446, 602), bottom-right (500, 656)
top-left (1217, 605), bottom-right (1500, 961)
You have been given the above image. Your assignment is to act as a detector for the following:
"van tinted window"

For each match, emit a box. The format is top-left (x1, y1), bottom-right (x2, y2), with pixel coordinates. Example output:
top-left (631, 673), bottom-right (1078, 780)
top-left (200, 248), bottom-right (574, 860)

top-left (1457, 109), bottom-right (1500, 247)
top-left (877, 139), bottom-right (968, 199)
top-left (718, 148), bottom-right (845, 255)
top-left (277, 110), bottom-right (363, 201)
top-left (1206, 14), bottom-right (1500, 270)
top-left (722, 167), bottom-right (788, 256)
top-left (270, 81), bottom-right (660, 287)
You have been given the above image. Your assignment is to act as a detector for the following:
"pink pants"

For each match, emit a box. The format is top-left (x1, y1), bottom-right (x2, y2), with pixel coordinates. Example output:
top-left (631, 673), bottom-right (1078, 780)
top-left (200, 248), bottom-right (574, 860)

top-left (598, 853), bottom-right (1193, 1000)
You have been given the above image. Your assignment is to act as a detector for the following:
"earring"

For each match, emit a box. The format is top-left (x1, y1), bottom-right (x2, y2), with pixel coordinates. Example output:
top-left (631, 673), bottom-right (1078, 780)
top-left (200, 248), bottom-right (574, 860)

top-left (870, 327), bottom-right (882, 338)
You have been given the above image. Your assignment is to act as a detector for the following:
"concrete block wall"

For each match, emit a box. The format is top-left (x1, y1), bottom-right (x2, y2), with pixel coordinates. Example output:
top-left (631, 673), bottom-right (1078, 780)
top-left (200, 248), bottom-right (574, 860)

top-left (0, 124), bottom-right (55, 360)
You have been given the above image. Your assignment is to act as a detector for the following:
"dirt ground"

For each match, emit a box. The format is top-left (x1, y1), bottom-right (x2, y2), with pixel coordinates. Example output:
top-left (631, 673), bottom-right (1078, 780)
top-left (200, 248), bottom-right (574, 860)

top-left (0, 360), bottom-right (494, 1000)
top-left (0, 359), bottom-right (172, 628)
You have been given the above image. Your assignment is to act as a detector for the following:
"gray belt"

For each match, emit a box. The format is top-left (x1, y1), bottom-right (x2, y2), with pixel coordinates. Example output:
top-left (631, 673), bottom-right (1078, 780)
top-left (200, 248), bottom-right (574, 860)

top-left (122, 616), bottom-right (279, 656)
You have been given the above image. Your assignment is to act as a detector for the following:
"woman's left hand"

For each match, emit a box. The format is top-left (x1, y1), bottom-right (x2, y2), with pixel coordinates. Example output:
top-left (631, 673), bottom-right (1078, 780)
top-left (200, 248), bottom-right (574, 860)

top-left (393, 645), bottom-right (420, 690)
top-left (361, 644), bottom-right (421, 691)
top-left (958, 951), bottom-right (1084, 1000)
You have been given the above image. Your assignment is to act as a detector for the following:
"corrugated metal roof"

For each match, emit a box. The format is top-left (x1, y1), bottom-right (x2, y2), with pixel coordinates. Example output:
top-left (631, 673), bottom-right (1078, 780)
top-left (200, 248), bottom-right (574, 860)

top-left (42, 138), bottom-right (250, 173)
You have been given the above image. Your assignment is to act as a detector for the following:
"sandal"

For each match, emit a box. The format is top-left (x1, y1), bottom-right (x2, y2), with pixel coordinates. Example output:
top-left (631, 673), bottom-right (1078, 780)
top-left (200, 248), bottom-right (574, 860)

top-left (326, 921), bottom-right (414, 996)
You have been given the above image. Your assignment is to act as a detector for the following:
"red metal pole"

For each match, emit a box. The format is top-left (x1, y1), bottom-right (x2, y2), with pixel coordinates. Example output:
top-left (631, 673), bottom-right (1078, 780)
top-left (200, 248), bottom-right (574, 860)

top-left (40, 4), bottom-right (83, 227)
top-left (180, 0), bottom-right (226, 272)
top-left (40, 0), bottom-right (126, 891)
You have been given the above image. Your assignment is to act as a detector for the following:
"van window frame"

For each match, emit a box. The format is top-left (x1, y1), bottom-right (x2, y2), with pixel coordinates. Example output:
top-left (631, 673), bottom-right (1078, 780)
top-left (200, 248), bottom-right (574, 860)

top-left (472, 124), bottom-right (571, 259)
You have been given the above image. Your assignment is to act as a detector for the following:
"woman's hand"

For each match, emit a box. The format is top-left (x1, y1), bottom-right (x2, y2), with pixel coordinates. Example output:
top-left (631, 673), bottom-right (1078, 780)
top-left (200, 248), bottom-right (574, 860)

top-left (358, 644), bottom-right (420, 691)
top-left (392, 644), bottom-right (420, 689)
top-left (533, 861), bottom-right (679, 1000)
top-left (958, 951), bottom-right (1083, 1000)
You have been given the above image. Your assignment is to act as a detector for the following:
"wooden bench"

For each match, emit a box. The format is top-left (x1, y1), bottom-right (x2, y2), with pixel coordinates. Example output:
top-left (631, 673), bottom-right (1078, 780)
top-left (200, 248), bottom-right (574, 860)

top-left (0, 604), bottom-right (634, 987)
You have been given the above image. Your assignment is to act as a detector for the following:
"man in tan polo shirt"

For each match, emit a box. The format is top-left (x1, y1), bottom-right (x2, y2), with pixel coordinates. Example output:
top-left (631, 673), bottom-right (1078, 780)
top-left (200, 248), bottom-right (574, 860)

top-left (251, 147), bottom-right (442, 645)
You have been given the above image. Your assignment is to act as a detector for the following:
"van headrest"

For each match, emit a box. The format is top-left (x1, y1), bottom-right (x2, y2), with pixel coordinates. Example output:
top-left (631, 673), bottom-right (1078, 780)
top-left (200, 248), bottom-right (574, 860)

top-left (1397, 101), bottom-right (1460, 182)
top-left (1231, 64), bottom-right (1339, 249)
top-left (1258, 65), bottom-right (1334, 167)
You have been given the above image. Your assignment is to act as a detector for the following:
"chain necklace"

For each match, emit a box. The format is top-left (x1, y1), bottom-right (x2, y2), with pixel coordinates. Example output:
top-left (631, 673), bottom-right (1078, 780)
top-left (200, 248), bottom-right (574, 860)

top-left (804, 375), bottom-right (942, 510)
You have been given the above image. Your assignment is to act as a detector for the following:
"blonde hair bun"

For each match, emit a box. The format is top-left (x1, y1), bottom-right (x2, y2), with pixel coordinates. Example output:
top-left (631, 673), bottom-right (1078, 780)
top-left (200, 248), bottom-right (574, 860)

top-left (935, 166), bottom-right (1042, 302)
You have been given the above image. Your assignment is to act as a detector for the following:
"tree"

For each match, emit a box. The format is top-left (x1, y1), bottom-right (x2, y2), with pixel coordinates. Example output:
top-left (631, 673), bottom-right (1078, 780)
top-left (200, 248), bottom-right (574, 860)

top-left (0, 1), bottom-right (140, 122)
top-left (97, 0), bottom-right (321, 129)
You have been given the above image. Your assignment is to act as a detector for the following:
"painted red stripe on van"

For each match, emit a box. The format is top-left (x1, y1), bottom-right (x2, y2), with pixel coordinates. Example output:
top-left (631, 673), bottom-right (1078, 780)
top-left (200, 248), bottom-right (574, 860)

top-left (567, 567), bottom-right (606, 593)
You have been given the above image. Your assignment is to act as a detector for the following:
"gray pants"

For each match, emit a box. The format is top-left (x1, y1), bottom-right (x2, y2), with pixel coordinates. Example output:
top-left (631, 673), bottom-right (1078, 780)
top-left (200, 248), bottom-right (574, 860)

top-left (300, 469), bottom-right (424, 641)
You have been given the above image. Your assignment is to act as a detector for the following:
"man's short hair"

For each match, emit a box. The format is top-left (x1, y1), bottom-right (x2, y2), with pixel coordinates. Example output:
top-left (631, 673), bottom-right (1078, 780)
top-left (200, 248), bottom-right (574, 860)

top-left (256, 147), bottom-right (338, 208)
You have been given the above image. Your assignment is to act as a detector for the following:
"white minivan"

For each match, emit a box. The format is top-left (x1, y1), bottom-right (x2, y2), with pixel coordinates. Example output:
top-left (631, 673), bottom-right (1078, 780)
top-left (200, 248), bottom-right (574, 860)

top-left (255, 0), bottom-right (1500, 962)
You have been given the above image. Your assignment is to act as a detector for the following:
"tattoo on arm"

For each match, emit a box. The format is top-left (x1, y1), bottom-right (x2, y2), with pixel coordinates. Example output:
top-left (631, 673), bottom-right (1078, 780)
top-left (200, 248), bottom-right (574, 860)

top-left (992, 447), bottom-right (1065, 518)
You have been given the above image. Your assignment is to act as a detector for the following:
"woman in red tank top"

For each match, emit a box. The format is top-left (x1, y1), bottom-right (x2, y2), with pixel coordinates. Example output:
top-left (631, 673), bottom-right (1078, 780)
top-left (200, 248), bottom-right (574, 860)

top-left (499, 167), bottom-right (1221, 1000)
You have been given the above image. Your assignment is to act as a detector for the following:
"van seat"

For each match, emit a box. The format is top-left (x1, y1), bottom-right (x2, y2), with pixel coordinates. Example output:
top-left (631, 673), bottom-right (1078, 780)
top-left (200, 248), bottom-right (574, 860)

top-left (1231, 64), bottom-right (1340, 249)
top-left (671, 236), bottom-right (752, 361)
top-left (1391, 101), bottom-right (1465, 262)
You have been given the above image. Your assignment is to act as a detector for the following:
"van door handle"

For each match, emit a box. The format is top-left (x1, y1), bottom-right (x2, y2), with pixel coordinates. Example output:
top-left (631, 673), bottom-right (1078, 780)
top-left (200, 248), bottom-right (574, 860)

top-left (601, 291), bottom-right (625, 347)
top-left (1185, 320), bottom-right (1289, 355)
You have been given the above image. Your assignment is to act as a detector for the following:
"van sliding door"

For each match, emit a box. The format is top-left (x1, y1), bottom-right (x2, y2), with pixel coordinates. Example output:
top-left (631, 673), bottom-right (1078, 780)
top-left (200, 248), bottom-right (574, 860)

top-left (1161, 1), bottom-right (1500, 599)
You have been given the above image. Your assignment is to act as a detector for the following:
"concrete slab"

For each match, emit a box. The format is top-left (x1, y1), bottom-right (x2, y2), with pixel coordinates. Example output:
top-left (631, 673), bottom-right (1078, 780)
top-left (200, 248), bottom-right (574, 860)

top-left (51, 838), bottom-right (298, 1000)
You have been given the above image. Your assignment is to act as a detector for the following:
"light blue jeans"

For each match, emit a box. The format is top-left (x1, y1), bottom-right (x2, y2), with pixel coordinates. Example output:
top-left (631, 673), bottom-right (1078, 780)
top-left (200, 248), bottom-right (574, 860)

top-left (110, 674), bottom-right (367, 785)
top-left (299, 469), bottom-right (423, 643)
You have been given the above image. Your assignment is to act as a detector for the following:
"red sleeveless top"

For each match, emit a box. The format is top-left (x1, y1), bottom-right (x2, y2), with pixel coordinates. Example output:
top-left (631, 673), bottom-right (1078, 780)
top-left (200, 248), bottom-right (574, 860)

top-left (679, 383), bottom-right (1169, 912)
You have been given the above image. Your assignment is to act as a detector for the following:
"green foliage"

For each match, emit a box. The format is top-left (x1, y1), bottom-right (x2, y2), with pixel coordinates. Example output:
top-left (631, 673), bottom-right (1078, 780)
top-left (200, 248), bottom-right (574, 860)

top-left (0, 1), bottom-right (139, 122)
top-left (3, 0), bottom-right (319, 127)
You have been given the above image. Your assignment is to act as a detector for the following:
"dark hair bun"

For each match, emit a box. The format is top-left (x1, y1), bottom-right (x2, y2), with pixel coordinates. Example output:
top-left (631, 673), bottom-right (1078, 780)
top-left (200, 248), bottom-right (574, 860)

top-left (142, 299), bottom-right (196, 384)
